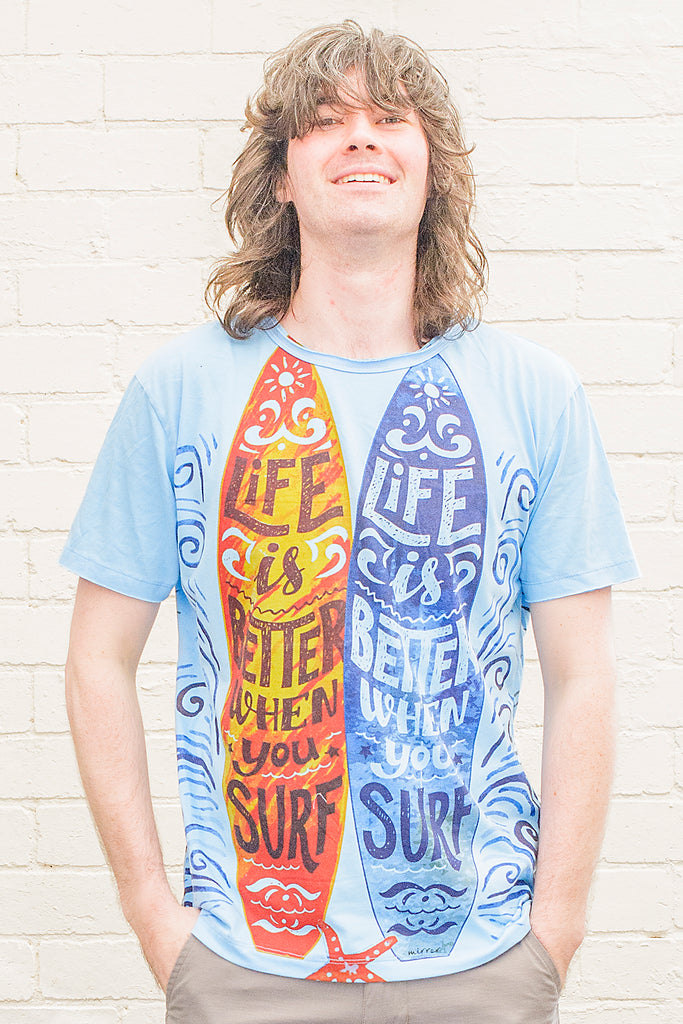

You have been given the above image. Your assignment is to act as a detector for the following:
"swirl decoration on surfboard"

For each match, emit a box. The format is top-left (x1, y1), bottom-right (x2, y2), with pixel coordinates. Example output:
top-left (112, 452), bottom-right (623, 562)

top-left (218, 350), bottom-right (351, 959)
top-left (344, 356), bottom-right (487, 961)
top-left (475, 451), bottom-right (540, 935)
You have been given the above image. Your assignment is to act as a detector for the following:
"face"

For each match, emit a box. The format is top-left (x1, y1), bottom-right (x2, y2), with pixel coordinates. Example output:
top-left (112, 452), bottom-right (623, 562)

top-left (280, 72), bottom-right (431, 252)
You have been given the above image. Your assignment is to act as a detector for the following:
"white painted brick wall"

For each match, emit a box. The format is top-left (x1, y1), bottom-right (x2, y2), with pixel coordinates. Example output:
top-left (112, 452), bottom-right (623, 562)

top-left (2, 1), bottom-right (681, 1020)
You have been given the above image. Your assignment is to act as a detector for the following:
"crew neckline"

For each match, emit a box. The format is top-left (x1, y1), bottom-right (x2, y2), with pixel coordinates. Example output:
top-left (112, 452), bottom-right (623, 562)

top-left (264, 321), bottom-right (461, 374)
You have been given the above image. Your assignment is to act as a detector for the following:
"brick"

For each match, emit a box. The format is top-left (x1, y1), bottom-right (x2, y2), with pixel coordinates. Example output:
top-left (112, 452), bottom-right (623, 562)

top-left (579, 119), bottom-right (683, 187)
top-left (40, 937), bottom-right (158, 999)
top-left (0, 333), bottom-right (111, 394)
top-left (19, 262), bottom-right (205, 328)
top-left (471, 120), bottom-right (576, 187)
top-left (612, 592), bottom-right (672, 662)
top-left (0, 58), bottom-right (101, 124)
top-left (618, 663), bottom-right (683, 729)
top-left (397, 0), bottom-right (578, 48)
top-left (212, 1), bottom-right (395, 52)
top-left (513, 656), bottom-right (544, 723)
top-left (0, 269), bottom-right (18, 325)
top-left (674, 326), bottom-right (683, 392)
top-left (478, 53), bottom-right (673, 120)
top-left (426, 52), bottom-right (481, 123)
top-left (486, 254), bottom-right (575, 320)
top-left (0, 466), bottom-right (89, 531)
top-left (33, 667), bottom-right (69, 733)
top-left (36, 802), bottom-right (105, 867)
top-left (106, 194), bottom-right (225, 260)
top-left (0, 667), bottom-right (32, 732)
top-left (147, 734), bottom-right (181, 799)
top-left (602, 798), bottom-right (683, 863)
top-left (511, 725), bottom-right (542, 794)
top-left (0, 869), bottom-right (127, 935)
top-left (675, 866), bottom-right (683, 929)
top-left (521, 321), bottom-right (674, 386)
top-left (0, 402), bottom-right (24, 461)
top-left (0, 1010), bottom-right (119, 1023)
top-left (114, 331), bottom-right (178, 388)
top-left (0, 3), bottom-right (25, 55)
top-left (156, 801), bottom-right (186, 867)
top-left (613, 731), bottom-right (675, 795)
top-left (610, 458), bottom-right (673, 524)
top-left (0, 940), bottom-right (34, 1000)
top-left (626, 529), bottom-right (683, 592)
top-left (578, 256), bottom-right (683, 320)
top-left (0, 129), bottom-right (17, 192)
top-left (589, 394), bottom-right (683, 455)
top-left (28, 400), bottom-right (116, 463)
top-left (139, 597), bottom-right (178, 665)
top-left (105, 55), bottom-right (263, 121)
top-left (0, 197), bottom-right (107, 258)
top-left (0, 735), bottom-right (81, 799)
top-left (19, 127), bottom-right (200, 191)
top-left (27, 0), bottom-right (211, 54)
top-left (676, 463), bottom-right (683, 523)
top-left (29, 534), bottom-right (76, 602)
top-left (557, 319), bottom-right (675, 385)
top-left (0, 805), bottom-right (35, 866)
top-left (202, 124), bottom-right (252, 192)
top-left (579, 936), bottom-right (683, 999)
top-left (137, 666), bottom-right (176, 732)
top-left (559, 1006), bottom-right (681, 1024)
top-left (579, 0), bottom-right (683, 45)
top-left (480, 186), bottom-right (667, 252)
top-left (0, 604), bottom-right (71, 666)
top-left (588, 865), bottom-right (672, 932)
top-left (119, 1005), bottom-right (165, 1024)
top-left (36, 799), bottom-right (184, 868)
top-left (667, 593), bottom-right (683, 663)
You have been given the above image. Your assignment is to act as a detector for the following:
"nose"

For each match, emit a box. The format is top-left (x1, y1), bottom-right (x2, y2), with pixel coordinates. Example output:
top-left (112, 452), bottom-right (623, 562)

top-left (343, 111), bottom-right (381, 152)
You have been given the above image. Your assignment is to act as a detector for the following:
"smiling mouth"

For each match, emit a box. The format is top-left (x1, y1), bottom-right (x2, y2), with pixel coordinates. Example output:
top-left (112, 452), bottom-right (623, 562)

top-left (334, 174), bottom-right (395, 184)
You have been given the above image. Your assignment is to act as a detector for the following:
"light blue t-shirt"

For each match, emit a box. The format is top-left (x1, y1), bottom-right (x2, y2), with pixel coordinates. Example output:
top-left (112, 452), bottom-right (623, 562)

top-left (61, 319), bottom-right (638, 982)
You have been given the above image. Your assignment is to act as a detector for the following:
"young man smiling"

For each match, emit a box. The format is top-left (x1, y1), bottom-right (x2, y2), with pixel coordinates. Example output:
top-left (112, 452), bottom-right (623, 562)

top-left (61, 21), bottom-right (638, 1024)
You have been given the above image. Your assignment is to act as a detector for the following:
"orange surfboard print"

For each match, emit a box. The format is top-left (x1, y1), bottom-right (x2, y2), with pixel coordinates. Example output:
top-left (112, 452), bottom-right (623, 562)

top-left (218, 350), bottom-right (351, 959)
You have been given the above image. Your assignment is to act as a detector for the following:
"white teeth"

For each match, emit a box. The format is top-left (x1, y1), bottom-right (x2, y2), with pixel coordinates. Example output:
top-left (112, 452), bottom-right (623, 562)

top-left (337, 174), bottom-right (392, 184)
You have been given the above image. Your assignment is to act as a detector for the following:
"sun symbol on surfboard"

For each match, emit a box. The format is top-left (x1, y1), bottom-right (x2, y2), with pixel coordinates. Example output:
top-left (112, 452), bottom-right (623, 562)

top-left (264, 355), bottom-right (309, 402)
top-left (407, 369), bottom-right (456, 413)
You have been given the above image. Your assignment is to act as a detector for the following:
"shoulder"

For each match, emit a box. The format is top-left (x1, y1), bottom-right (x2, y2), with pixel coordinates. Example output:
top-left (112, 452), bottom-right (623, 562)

top-left (134, 320), bottom-right (245, 381)
top-left (441, 321), bottom-right (583, 416)
top-left (457, 321), bottom-right (579, 384)
top-left (131, 320), bottom-right (276, 407)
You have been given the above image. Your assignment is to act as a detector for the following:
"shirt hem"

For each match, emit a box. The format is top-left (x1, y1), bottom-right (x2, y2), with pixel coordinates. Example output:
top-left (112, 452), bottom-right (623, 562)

top-left (190, 912), bottom-right (531, 983)
top-left (521, 557), bottom-right (640, 605)
top-left (59, 547), bottom-right (175, 603)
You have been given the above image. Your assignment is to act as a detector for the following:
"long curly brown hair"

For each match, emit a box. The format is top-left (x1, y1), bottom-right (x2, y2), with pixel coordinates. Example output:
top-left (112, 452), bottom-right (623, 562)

top-left (205, 21), bottom-right (487, 343)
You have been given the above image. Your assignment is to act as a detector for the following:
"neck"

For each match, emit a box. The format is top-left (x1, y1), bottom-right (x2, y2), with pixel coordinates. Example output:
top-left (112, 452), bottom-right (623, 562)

top-left (279, 236), bottom-right (421, 359)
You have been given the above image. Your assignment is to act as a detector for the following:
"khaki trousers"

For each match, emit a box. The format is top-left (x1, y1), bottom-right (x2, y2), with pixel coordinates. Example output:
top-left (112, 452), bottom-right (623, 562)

top-left (165, 931), bottom-right (561, 1024)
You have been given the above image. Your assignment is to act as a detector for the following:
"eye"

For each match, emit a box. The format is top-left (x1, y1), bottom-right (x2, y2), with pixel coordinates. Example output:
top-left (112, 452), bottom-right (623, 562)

top-left (379, 115), bottom-right (405, 125)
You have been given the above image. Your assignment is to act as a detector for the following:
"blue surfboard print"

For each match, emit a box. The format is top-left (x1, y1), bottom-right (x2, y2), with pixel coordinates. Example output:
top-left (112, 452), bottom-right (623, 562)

top-left (344, 356), bottom-right (487, 962)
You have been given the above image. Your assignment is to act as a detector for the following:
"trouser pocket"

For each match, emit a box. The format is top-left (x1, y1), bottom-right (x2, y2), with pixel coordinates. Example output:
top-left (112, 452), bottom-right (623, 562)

top-left (165, 934), bottom-right (196, 1021)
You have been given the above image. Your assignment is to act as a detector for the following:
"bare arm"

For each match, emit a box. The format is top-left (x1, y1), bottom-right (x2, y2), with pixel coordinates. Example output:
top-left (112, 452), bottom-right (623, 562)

top-left (65, 578), bottom-right (199, 990)
top-left (528, 586), bottom-right (617, 985)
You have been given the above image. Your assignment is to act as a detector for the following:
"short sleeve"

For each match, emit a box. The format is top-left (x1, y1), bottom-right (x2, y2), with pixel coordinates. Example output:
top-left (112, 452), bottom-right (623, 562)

top-left (60, 377), bottom-right (179, 602)
top-left (520, 383), bottom-right (639, 604)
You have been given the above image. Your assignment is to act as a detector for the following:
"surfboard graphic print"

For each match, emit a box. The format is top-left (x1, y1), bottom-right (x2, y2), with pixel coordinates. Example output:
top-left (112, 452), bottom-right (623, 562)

top-left (218, 349), bottom-right (351, 959)
top-left (344, 356), bottom-right (487, 961)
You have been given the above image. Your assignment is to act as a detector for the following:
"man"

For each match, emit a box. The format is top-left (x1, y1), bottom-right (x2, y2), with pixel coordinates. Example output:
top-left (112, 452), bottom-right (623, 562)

top-left (61, 21), bottom-right (638, 1024)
